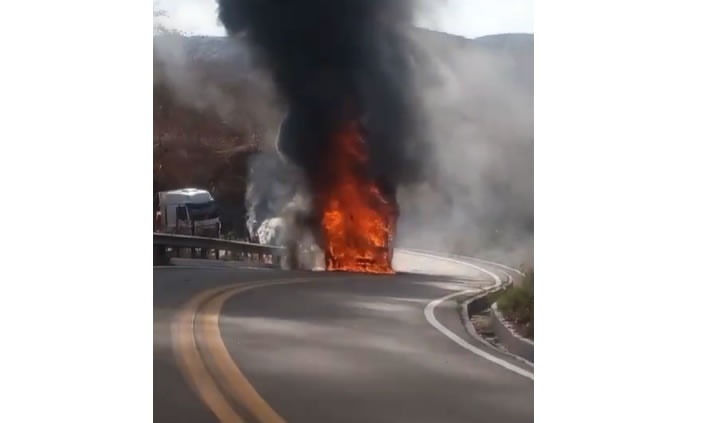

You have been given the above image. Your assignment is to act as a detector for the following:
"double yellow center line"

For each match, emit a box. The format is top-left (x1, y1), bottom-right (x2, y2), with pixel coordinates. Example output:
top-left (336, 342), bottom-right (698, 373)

top-left (171, 279), bottom-right (313, 423)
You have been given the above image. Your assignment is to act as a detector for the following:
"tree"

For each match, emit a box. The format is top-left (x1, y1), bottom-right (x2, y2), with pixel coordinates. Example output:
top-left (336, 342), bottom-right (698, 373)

top-left (153, 3), bottom-right (185, 36)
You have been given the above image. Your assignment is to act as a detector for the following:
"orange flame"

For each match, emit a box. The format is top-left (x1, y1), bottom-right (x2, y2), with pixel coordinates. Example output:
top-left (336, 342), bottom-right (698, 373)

top-left (314, 121), bottom-right (397, 274)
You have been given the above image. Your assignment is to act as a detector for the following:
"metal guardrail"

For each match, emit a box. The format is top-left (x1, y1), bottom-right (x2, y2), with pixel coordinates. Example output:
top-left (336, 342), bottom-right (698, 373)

top-left (153, 233), bottom-right (285, 267)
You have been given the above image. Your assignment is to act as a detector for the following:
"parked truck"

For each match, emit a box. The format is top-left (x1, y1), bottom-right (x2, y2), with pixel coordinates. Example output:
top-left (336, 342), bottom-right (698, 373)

top-left (156, 188), bottom-right (221, 238)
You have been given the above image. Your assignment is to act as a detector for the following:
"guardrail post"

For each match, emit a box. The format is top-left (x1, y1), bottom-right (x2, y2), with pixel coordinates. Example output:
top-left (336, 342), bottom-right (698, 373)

top-left (215, 248), bottom-right (220, 260)
top-left (154, 244), bottom-right (169, 266)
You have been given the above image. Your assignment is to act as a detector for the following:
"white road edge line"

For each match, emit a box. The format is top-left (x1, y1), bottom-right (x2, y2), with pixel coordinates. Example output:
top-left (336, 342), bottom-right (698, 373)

top-left (400, 250), bottom-right (502, 286)
top-left (400, 248), bottom-right (526, 277)
top-left (409, 249), bottom-right (532, 379)
top-left (424, 289), bottom-right (534, 380)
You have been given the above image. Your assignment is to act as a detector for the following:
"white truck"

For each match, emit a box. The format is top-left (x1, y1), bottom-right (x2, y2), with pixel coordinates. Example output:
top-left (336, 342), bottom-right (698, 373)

top-left (156, 188), bottom-right (221, 238)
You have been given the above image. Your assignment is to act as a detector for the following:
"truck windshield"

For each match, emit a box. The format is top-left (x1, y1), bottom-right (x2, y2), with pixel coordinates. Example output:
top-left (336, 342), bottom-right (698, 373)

top-left (187, 201), bottom-right (220, 221)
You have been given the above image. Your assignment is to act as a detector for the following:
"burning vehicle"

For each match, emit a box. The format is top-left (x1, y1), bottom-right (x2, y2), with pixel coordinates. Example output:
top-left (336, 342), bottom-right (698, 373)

top-left (218, 0), bottom-right (429, 273)
top-left (273, 113), bottom-right (399, 273)
top-left (154, 19), bottom-right (534, 272)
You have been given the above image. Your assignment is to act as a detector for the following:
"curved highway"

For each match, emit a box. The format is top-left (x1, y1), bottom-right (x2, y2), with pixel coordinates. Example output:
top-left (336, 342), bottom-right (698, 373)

top-left (154, 250), bottom-right (533, 423)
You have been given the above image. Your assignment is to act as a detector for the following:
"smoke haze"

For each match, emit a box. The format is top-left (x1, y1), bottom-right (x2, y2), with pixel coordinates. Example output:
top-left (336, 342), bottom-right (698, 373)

top-left (397, 31), bottom-right (534, 266)
top-left (153, 4), bottom-right (533, 267)
top-left (153, 33), bottom-right (282, 146)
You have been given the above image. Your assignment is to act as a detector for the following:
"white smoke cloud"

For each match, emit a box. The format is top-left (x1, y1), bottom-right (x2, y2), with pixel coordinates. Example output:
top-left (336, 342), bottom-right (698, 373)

top-left (152, 20), bottom-right (533, 266)
top-left (243, 33), bottom-right (534, 267)
top-left (153, 30), bottom-right (282, 145)
top-left (394, 32), bottom-right (534, 266)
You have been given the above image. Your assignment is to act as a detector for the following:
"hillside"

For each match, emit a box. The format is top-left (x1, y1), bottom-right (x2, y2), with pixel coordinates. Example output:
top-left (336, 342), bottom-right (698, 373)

top-left (153, 30), bottom-right (534, 242)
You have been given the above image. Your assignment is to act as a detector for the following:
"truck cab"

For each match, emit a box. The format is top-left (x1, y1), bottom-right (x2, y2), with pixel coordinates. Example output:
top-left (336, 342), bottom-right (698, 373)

top-left (157, 188), bottom-right (221, 238)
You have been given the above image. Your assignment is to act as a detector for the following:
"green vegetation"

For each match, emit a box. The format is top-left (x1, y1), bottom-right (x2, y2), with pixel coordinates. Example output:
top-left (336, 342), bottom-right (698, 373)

top-left (496, 267), bottom-right (534, 339)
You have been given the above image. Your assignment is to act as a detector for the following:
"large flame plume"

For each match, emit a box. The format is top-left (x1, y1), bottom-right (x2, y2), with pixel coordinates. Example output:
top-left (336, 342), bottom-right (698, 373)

top-left (313, 121), bottom-right (397, 273)
top-left (217, 0), bottom-right (428, 273)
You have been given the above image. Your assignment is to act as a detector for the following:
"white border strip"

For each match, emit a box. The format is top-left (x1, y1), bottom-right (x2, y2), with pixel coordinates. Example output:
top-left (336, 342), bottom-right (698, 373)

top-left (491, 302), bottom-right (534, 346)
top-left (424, 289), bottom-right (534, 380)
top-left (460, 293), bottom-right (534, 368)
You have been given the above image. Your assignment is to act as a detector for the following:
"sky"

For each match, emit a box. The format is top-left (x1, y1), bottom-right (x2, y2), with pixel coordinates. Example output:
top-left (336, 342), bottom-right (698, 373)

top-left (154, 0), bottom-right (533, 39)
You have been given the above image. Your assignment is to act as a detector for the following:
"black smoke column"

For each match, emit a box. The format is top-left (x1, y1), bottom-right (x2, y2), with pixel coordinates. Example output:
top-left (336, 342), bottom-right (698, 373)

top-left (217, 0), bottom-right (427, 185)
top-left (217, 0), bottom-right (429, 271)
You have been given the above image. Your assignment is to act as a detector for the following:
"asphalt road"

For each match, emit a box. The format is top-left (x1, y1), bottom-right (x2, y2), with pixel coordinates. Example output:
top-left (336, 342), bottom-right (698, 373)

top-left (154, 251), bottom-right (533, 423)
